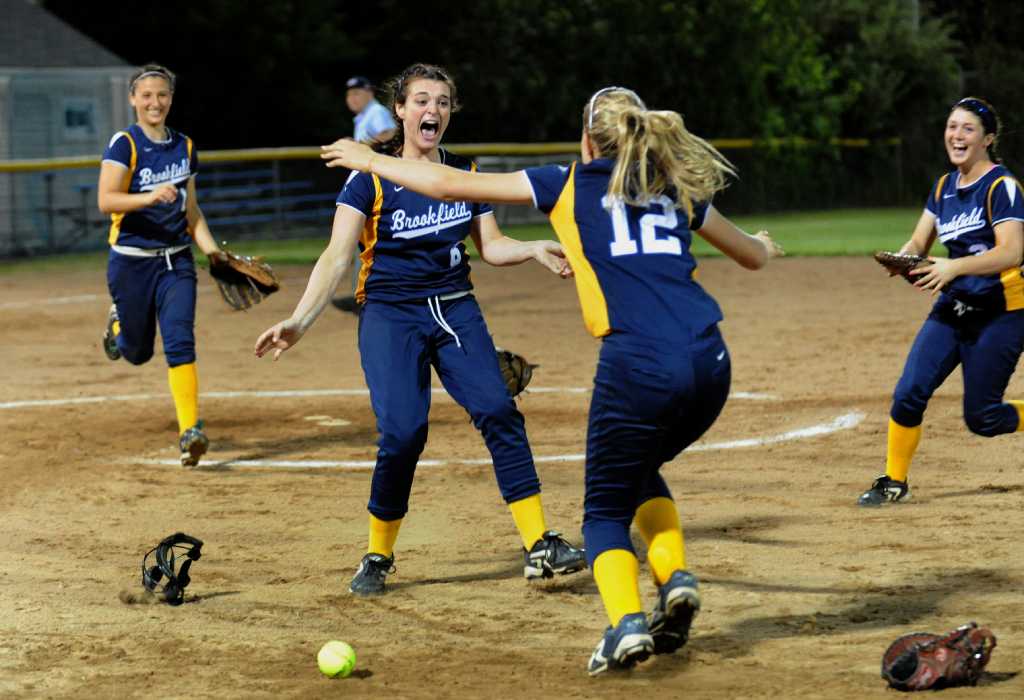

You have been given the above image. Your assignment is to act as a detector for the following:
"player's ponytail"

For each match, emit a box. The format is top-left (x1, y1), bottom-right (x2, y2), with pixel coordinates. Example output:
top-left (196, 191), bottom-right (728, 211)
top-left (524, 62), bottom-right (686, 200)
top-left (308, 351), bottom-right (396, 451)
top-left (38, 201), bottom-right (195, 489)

top-left (586, 88), bottom-right (734, 224)
top-left (374, 63), bottom-right (460, 156)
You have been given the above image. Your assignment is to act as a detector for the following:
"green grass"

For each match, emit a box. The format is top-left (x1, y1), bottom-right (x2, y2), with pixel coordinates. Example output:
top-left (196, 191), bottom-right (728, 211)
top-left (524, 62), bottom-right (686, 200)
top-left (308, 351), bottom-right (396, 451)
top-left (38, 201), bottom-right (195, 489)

top-left (0, 207), bottom-right (922, 274)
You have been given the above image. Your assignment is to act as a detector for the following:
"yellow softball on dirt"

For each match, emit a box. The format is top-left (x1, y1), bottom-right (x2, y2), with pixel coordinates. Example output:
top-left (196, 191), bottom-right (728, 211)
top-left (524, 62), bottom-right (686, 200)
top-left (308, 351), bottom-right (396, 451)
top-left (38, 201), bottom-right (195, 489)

top-left (317, 640), bottom-right (356, 678)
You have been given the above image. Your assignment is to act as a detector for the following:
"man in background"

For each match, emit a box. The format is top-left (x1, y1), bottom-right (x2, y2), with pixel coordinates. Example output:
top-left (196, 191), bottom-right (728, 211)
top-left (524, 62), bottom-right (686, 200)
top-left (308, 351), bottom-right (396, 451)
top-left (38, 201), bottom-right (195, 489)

top-left (332, 76), bottom-right (396, 313)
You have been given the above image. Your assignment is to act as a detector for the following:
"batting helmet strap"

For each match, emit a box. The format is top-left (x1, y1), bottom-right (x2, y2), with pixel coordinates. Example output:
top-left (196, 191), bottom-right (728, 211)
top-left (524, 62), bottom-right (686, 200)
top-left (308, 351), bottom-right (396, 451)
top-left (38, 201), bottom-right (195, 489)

top-left (142, 532), bottom-right (203, 606)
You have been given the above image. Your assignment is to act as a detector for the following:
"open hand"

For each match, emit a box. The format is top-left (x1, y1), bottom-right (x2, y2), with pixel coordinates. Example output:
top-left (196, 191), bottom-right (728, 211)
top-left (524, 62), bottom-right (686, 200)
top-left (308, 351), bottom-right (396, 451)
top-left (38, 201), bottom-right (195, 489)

top-left (254, 318), bottom-right (305, 361)
top-left (321, 138), bottom-right (376, 172)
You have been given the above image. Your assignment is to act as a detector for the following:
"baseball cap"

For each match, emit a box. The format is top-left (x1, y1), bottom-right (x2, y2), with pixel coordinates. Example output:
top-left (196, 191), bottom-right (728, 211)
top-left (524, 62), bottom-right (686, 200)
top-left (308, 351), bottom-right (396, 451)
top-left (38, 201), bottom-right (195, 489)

top-left (346, 76), bottom-right (373, 90)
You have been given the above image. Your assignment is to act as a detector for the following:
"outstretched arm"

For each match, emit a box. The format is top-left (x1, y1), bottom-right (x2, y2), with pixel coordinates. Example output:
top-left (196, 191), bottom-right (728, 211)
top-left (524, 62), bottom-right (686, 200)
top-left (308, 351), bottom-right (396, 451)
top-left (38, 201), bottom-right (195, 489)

top-left (695, 208), bottom-right (782, 270)
top-left (321, 139), bottom-right (535, 205)
top-left (185, 177), bottom-right (220, 256)
top-left (254, 206), bottom-right (362, 360)
top-left (469, 213), bottom-right (572, 277)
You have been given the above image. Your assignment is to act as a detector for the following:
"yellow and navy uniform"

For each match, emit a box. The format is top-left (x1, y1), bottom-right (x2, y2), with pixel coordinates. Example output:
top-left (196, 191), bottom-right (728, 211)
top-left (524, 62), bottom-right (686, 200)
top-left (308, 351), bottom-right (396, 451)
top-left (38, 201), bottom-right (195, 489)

top-left (101, 123), bottom-right (199, 368)
top-left (335, 149), bottom-right (540, 522)
top-left (925, 164), bottom-right (1024, 310)
top-left (891, 164), bottom-right (1024, 437)
top-left (337, 149), bottom-right (491, 303)
top-left (102, 123), bottom-right (196, 248)
top-left (526, 159), bottom-right (722, 342)
top-left (525, 158), bottom-right (731, 566)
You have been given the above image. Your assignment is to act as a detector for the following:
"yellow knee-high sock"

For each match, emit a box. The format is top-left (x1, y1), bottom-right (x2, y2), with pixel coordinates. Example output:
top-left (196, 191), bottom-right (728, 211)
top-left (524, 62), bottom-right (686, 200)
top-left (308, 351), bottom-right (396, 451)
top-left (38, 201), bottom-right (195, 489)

top-left (368, 514), bottom-right (403, 557)
top-left (1008, 401), bottom-right (1024, 431)
top-left (111, 319), bottom-right (121, 338)
top-left (886, 418), bottom-right (921, 482)
top-left (593, 549), bottom-right (642, 627)
top-left (508, 493), bottom-right (547, 550)
top-left (168, 363), bottom-right (199, 434)
top-left (634, 497), bottom-right (686, 586)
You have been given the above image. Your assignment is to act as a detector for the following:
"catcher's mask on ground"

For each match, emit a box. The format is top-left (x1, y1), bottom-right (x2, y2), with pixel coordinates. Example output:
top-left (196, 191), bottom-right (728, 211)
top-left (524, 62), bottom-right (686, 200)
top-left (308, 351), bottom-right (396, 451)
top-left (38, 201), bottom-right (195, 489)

top-left (141, 532), bottom-right (203, 605)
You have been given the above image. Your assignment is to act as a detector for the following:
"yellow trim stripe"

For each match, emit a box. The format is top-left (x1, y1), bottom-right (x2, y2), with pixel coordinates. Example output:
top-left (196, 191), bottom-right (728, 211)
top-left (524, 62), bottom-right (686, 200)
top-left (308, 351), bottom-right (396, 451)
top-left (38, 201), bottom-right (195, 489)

top-left (934, 173), bottom-right (949, 204)
top-left (983, 176), bottom-right (1024, 311)
top-left (547, 162), bottom-right (611, 337)
top-left (107, 132), bottom-right (137, 246)
top-left (355, 174), bottom-right (384, 303)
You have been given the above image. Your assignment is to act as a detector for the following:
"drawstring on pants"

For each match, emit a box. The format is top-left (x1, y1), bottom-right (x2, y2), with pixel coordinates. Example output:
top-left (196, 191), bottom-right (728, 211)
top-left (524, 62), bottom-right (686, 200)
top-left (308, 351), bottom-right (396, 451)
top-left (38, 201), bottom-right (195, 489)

top-left (427, 296), bottom-right (462, 349)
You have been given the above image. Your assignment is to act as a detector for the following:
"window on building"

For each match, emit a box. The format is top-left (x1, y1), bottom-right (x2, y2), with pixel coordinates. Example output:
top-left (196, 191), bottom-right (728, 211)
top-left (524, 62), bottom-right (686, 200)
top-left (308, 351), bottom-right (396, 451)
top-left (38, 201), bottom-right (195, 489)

top-left (63, 98), bottom-right (96, 140)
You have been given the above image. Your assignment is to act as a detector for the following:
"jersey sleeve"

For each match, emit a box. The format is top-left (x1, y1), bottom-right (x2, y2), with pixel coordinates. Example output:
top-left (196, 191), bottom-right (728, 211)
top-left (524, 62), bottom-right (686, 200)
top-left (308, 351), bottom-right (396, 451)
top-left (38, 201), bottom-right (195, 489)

top-left (988, 177), bottom-right (1024, 225)
top-left (924, 174), bottom-right (949, 217)
top-left (102, 132), bottom-right (132, 168)
top-left (337, 171), bottom-right (375, 216)
top-left (689, 200), bottom-right (711, 230)
top-left (524, 164), bottom-right (572, 214)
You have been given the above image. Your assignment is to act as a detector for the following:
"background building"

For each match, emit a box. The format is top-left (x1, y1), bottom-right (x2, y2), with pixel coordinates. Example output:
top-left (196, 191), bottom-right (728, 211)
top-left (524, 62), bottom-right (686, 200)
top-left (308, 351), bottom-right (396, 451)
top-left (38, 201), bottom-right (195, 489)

top-left (0, 0), bottom-right (134, 254)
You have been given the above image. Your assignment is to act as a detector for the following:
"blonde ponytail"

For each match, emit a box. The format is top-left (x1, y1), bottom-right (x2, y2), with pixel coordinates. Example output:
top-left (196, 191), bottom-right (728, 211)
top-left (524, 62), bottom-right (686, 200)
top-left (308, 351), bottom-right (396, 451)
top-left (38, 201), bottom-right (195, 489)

top-left (586, 88), bottom-right (735, 223)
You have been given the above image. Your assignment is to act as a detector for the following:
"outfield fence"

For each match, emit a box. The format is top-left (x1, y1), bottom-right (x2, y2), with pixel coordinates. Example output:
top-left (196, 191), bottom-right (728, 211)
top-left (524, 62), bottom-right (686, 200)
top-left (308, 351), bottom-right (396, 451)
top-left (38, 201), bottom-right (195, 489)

top-left (0, 139), bottom-right (902, 258)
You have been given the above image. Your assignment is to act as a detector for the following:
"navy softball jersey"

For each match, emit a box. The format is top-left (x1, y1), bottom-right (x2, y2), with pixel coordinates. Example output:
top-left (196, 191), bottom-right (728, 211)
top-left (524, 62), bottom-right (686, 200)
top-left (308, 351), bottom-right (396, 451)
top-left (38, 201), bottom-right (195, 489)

top-left (337, 150), bottom-right (540, 520)
top-left (891, 165), bottom-right (1024, 434)
top-left (102, 124), bottom-right (198, 367)
top-left (525, 159), bottom-right (731, 564)
top-left (102, 124), bottom-right (196, 248)
top-left (925, 164), bottom-right (1024, 309)
top-left (337, 150), bottom-right (491, 303)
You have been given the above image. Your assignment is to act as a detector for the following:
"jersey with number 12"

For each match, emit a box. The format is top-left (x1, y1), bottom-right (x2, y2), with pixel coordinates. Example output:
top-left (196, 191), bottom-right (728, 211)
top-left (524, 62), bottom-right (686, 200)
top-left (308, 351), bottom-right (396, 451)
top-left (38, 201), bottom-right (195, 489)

top-left (525, 158), bottom-right (723, 343)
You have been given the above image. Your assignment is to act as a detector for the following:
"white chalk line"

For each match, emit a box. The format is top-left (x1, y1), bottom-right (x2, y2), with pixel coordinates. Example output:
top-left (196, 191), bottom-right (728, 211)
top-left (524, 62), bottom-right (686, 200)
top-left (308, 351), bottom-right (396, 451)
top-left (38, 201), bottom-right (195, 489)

top-left (131, 410), bottom-right (864, 471)
top-left (0, 388), bottom-right (778, 410)
top-left (0, 294), bottom-right (102, 310)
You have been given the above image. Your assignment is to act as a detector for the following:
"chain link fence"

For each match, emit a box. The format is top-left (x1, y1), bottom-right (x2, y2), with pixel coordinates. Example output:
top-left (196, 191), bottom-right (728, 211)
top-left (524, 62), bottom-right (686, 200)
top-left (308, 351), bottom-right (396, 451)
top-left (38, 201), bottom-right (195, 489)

top-left (0, 140), bottom-right (904, 258)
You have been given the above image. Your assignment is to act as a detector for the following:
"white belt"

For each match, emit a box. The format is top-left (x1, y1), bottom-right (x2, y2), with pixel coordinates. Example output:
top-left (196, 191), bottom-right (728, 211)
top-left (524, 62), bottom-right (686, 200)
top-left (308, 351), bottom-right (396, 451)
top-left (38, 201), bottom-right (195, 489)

top-left (111, 243), bottom-right (190, 270)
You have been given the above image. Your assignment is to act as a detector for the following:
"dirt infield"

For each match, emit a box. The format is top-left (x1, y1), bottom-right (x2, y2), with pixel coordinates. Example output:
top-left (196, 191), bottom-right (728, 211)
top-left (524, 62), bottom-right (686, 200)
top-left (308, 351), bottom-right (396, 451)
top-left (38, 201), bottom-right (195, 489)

top-left (1, 256), bottom-right (1021, 698)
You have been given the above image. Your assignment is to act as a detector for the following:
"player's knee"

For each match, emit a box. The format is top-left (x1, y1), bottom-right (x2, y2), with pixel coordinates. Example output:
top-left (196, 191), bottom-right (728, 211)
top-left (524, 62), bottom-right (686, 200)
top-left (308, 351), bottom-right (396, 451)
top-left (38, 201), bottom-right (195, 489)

top-left (379, 423), bottom-right (428, 459)
top-left (121, 347), bottom-right (154, 365)
top-left (964, 408), bottom-right (1004, 437)
top-left (890, 396), bottom-right (925, 428)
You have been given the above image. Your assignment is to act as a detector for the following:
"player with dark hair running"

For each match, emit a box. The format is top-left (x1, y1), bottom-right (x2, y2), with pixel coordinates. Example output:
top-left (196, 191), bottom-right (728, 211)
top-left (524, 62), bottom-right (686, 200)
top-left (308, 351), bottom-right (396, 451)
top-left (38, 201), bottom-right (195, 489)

top-left (858, 97), bottom-right (1024, 506)
top-left (255, 63), bottom-right (586, 596)
top-left (320, 85), bottom-right (782, 675)
top-left (99, 63), bottom-right (225, 467)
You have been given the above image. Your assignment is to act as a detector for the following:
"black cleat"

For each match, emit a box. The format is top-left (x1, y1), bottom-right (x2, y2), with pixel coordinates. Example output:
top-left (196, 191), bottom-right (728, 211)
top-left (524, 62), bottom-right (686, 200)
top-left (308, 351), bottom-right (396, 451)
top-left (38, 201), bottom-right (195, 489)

top-left (648, 570), bottom-right (701, 654)
top-left (587, 612), bottom-right (654, 676)
top-left (103, 304), bottom-right (121, 360)
top-left (858, 475), bottom-right (910, 507)
top-left (349, 553), bottom-right (395, 596)
top-left (524, 530), bottom-right (587, 580)
top-left (179, 421), bottom-right (209, 467)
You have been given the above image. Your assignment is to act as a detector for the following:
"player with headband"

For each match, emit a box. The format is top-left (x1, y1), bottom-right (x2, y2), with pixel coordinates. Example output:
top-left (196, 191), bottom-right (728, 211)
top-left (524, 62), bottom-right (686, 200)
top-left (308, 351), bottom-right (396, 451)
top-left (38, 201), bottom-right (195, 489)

top-left (320, 85), bottom-right (783, 675)
top-left (858, 97), bottom-right (1024, 506)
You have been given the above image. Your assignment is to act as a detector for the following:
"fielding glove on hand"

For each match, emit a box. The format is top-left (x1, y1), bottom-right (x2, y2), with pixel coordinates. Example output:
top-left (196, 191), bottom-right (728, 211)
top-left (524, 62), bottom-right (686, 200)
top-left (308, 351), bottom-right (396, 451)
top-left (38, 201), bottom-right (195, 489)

top-left (496, 348), bottom-right (537, 397)
top-left (874, 251), bottom-right (929, 284)
top-left (881, 622), bottom-right (996, 691)
top-left (208, 249), bottom-right (280, 311)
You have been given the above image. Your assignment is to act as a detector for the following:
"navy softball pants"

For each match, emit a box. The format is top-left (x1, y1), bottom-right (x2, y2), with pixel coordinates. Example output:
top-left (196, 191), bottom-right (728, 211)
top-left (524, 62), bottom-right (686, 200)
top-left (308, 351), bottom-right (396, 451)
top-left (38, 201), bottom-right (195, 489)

top-left (358, 295), bottom-right (540, 520)
top-left (106, 249), bottom-right (197, 367)
top-left (891, 301), bottom-right (1024, 436)
top-left (582, 327), bottom-right (731, 566)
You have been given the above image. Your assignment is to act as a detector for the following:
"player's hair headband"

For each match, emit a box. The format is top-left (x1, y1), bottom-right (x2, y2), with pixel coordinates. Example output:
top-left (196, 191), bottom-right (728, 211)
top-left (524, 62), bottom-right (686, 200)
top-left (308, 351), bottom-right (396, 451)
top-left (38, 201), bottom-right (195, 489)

top-left (131, 70), bottom-right (175, 92)
top-left (954, 98), bottom-right (997, 135)
top-left (587, 86), bottom-right (647, 131)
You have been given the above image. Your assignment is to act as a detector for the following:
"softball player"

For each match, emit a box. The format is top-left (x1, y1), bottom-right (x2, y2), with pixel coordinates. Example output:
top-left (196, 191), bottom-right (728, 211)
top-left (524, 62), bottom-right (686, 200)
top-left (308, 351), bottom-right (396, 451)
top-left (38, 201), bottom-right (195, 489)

top-left (320, 86), bottom-right (782, 675)
top-left (858, 97), bottom-right (1024, 506)
top-left (254, 63), bottom-right (586, 596)
top-left (99, 64), bottom-right (224, 467)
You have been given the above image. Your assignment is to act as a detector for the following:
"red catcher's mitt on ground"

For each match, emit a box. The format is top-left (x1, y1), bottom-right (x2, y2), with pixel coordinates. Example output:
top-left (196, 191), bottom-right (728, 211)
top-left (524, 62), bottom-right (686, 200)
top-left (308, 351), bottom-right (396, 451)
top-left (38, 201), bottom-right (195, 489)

top-left (881, 622), bottom-right (996, 691)
top-left (874, 251), bottom-right (929, 284)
